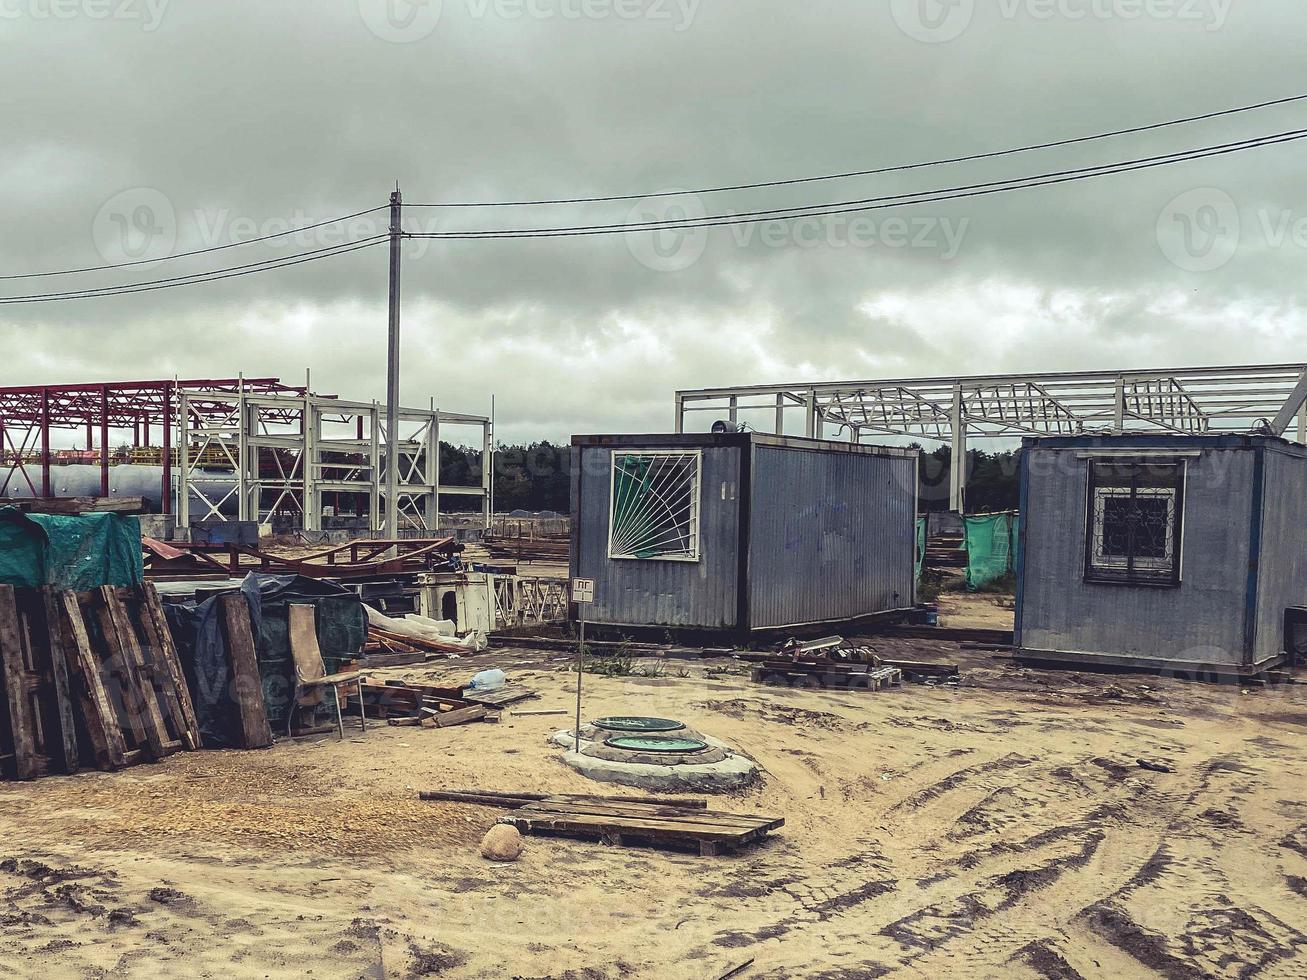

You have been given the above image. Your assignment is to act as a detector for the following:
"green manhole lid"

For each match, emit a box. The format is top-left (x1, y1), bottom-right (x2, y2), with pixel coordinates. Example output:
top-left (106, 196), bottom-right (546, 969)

top-left (592, 716), bottom-right (685, 733)
top-left (606, 735), bottom-right (709, 753)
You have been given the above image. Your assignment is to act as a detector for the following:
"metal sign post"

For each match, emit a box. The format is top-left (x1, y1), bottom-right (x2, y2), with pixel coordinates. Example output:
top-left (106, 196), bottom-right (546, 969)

top-left (571, 578), bottom-right (595, 753)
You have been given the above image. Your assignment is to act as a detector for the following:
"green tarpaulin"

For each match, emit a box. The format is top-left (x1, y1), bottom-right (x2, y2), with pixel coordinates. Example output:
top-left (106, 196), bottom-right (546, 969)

top-left (964, 512), bottom-right (1018, 590)
top-left (0, 508), bottom-right (143, 591)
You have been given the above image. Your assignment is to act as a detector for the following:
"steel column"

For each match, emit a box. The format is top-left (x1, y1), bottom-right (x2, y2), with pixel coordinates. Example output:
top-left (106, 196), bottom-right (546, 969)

top-left (949, 386), bottom-right (967, 513)
top-left (162, 385), bottom-right (172, 516)
top-left (99, 385), bottom-right (109, 497)
top-left (39, 388), bottom-right (50, 498)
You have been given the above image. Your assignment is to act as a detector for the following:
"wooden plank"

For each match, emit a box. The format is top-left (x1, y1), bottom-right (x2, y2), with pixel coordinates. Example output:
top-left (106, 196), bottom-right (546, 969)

top-left (502, 809), bottom-right (778, 847)
top-left (418, 789), bottom-right (709, 809)
top-left (61, 591), bottom-right (127, 769)
top-left (138, 582), bottom-right (201, 749)
top-left (100, 586), bottom-right (173, 760)
top-left (217, 593), bottom-right (273, 749)
top-left (0, 585), bottom-right (39, 779)
top-left (461, 684), bottom-right (537, 708)
top-left (512, 804), bottom-right (781, 838)
top-left (527, 799), bottom-right (783, 831)
top-left (125, 590), bottom-right (191, 750)
top-left (432, 705), bottom-right (491, 728)
top-left (40, 588), bottom-right (80, 773)
top-left (287, 603), bottom-right (326, 712)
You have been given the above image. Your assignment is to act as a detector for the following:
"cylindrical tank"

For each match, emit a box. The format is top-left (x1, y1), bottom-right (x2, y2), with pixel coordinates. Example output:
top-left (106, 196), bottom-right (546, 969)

top-left (0, 464), bottom-right (239, 516)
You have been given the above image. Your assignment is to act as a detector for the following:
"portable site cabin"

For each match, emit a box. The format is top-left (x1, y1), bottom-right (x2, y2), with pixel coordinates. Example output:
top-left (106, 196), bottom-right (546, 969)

top-left (569, 432), bottom-right (919, 638)
top-left (1015, 433), bottom-right (1307, 674)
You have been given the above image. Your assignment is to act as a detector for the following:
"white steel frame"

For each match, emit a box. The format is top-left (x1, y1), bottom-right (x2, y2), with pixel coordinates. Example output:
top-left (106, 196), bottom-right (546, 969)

top-left (675, 363), bottom-right (1307, 511)
top-left (178, 389), bottom-right (492, 531)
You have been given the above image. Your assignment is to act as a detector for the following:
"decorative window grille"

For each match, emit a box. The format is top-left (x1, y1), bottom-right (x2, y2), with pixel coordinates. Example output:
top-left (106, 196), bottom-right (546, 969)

top-left (608, 451), bottom-right (701, 561)
top-left (1084, 459), bottom-right (1185, 586)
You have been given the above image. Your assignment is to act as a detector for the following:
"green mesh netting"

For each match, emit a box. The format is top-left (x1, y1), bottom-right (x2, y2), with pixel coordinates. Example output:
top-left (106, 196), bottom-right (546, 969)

top-left (915, 516), bottom-right (927, 582)
top-left (964, 512), bottom-right (1018, 590)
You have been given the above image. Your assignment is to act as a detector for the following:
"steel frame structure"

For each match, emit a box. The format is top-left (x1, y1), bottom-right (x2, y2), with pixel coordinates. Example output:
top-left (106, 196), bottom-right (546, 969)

top-left (0, 378), bottom-right (300, 511)
top-left (675, 363), bottom-right (1307, 511)
top-left (178, 389), bottom-right (491, 532)
top-left (0, 377), bottom-right (492, 532)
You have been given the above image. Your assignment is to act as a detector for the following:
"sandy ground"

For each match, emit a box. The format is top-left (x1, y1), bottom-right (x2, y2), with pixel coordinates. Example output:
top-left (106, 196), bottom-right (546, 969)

top-left (935, 591), bottom-right (1017, 630)
top-left (1, 640), bottom-right (1306, 979)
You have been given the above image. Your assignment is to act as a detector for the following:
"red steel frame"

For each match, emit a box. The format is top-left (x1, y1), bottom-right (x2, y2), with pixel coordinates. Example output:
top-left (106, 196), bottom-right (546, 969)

top-left (0, 378), bottom-right (305, 514)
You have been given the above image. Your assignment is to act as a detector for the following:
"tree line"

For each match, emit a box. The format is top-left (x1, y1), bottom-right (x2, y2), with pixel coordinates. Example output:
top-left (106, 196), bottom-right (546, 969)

top-left (442, 441), bottom-right (1021, 514)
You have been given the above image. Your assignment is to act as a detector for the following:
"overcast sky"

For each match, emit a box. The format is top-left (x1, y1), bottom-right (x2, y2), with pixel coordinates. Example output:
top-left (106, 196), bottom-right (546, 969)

top-left (2, 0), bottom-right (1305, 445)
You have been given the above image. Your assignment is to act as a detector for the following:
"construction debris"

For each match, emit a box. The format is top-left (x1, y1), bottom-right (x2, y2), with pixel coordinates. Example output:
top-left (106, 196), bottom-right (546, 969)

top-left (0, 583), bottom-right (202, 780)
top-left (497, 797), bottom-right (783, 857)
top-left (422, 788), bottom-right (782, 856)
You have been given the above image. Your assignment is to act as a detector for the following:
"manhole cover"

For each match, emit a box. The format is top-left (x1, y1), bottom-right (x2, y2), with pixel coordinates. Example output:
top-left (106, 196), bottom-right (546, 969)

top-left (592, 716), bottom-right (686, 733)
top-left (606, 735), bottom-right (710, 753)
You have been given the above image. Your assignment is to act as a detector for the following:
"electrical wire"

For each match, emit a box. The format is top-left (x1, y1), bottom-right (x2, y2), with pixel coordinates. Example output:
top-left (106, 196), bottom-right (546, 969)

top-left (403, 128), bottom-right (1307, 240)
top-left (0, 205), bottom-right (388, 281)
top-left (405, 92), bottom-right (1307, 208)
top-left (0, 237), bottom-right (387, 305)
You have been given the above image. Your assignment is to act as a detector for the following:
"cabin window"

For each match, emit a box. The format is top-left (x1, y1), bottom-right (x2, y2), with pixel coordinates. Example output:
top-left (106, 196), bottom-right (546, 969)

top-left (608, 451), bottom-right (701, 561)
top-left (1085, 459), bottom-right (1184, 586)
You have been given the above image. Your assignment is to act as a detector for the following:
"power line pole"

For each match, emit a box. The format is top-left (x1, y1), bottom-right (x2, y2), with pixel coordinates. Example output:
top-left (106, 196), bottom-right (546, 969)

top-left (385, 186), bottom-right (402, 541)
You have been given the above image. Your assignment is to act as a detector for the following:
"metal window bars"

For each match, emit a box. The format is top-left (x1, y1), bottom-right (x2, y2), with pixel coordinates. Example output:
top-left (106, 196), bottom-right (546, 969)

top-left (607, 451), bottom-right (702, 561)
top-left (1085, 460), bottom-right (1185, 586)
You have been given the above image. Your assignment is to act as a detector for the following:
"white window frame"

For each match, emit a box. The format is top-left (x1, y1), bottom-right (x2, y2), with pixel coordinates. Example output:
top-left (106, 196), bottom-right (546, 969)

top-left (607, 449), bottom-right (702, 563)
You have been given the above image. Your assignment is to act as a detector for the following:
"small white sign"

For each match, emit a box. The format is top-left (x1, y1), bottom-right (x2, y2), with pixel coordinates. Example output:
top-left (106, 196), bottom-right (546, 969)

top-left (572, 578), bottom-right (596, 603)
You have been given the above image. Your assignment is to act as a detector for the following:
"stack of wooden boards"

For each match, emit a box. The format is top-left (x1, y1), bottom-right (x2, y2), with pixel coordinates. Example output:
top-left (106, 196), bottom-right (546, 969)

top-left (421, 789), bottom-right (784, 857)
top-left (0, 583), bottom-right (202, 780)
top-left (359, 677), bottom-right (536, 728)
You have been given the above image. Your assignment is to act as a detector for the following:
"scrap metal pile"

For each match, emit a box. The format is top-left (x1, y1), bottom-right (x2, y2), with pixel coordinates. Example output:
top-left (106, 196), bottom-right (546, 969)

top-left (751, 635), bottom-right (958, 690)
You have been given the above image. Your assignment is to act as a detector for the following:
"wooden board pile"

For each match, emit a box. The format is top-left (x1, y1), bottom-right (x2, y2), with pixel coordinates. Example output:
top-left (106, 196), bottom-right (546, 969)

top-left (420, 789), bottom-right (784, 857)
top-left (364, 625), bottom-right (468, 665)
top-left (360, 679), bottom-right (535, 729)
top-left (0, 583), bottom-right (202, 780)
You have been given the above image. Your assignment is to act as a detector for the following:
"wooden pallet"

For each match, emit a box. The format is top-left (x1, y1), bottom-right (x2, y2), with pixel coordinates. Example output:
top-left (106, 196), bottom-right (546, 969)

top-left (0, 583), bottom-right (201, 780)
top-left (497, 798), bottom-right (784, 856)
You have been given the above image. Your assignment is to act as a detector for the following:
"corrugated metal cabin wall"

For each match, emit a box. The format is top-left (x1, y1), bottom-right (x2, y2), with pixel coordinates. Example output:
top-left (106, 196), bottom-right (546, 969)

top-left (572, 442), bottom-right (741, 629)
top-left (1251, 445), bottom-right (1307, 667)
top-left (745, 444), bottom-right (917, 630)
top-left (1017, 441), bottom-right (1255, 668)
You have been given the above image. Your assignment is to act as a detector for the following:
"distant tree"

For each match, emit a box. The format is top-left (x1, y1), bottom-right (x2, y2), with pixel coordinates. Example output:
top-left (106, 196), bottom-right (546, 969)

top-left (910, 444), bottom-right (1020, 513)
